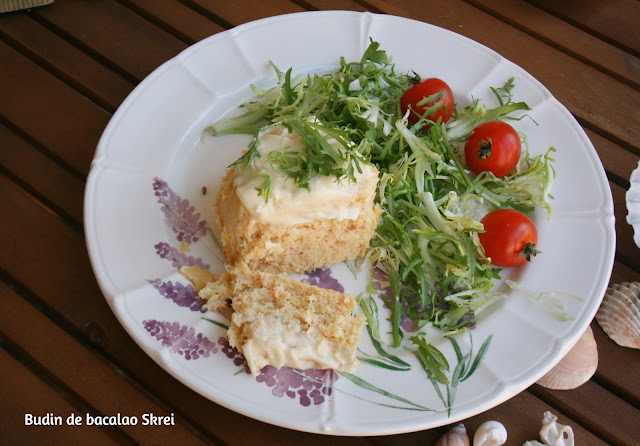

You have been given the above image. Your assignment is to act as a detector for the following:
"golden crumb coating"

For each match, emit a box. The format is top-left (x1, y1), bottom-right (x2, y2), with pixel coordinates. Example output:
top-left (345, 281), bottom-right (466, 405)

top-left (215, 169), bottom-right (382, 274)
top-left (198, 263), bottom-right (365, 375)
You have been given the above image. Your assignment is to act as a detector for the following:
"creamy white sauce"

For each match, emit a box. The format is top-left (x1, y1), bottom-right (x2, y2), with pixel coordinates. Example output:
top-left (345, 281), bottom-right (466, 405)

top-left (241, 317), bottom-right (356, 375)
top-left (234, 124), bottom-right (378, 225)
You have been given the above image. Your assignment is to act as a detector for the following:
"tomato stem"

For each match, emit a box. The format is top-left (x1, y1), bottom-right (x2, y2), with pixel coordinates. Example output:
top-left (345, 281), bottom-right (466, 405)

top-left (478, 137), bottom-right (492, 159)
top-left (408, 70), bottom-right (422, 85)
top-left (518, 242), bottom-right (540, 262)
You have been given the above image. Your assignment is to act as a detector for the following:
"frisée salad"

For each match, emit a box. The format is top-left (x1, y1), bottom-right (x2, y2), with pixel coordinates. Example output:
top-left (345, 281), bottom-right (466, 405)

top-left (205, 39), bottom-right (557, 382)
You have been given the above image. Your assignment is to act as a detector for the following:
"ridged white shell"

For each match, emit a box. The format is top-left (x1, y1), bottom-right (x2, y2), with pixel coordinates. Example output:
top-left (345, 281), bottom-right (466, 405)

top-left (596, 282), bottom-right (640, 349)
top-left (536, 326), bottom-right (597, 390)
top-left (627, 160), bottom-right (640, 247)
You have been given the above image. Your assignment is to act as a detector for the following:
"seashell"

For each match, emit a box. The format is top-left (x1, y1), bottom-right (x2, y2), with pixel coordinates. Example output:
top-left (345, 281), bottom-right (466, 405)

top-left (539, 411), bottom-right (574, 446)
top-left (596, 282), bottom-right (640, 349)
top-left (522, 411), bottom-right (575, 446)
top-left (436, 423), bottom-right (470, 446)
top-left (627, 160), bottom-right (640, 247)
top-left (536, 326), bottom-right (597, 390)
top-left (473, 420), bottom-right (507, 446)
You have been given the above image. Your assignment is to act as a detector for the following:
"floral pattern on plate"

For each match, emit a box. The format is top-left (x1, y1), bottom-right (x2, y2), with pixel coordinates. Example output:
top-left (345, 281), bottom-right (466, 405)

top-left (143, 176), bottom-right (492, 411)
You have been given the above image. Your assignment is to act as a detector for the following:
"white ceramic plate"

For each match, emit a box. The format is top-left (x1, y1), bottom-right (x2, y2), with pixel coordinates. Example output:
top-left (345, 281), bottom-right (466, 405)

top-left (84, 11), bottom-right (615, 436)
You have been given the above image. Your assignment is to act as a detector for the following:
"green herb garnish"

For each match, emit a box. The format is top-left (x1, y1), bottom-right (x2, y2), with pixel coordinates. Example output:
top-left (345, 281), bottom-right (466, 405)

top-left (204, 40), bottom-right (556, 385)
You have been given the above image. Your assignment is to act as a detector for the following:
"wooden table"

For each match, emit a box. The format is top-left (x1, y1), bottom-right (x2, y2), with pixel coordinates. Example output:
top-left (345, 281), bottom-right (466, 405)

top-left (1, 1), bottom-right (639, 445)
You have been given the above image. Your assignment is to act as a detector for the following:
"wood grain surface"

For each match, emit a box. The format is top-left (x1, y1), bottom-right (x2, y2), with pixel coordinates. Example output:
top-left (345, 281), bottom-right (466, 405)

top-left (1, 1), bottom-right (638, 445)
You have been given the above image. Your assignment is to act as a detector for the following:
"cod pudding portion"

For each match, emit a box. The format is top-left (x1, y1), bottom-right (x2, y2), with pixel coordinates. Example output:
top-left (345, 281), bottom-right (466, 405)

top-left (216, 124), bottom-right (381, 274)
top-left (199, 263), bottom-right (365, 376)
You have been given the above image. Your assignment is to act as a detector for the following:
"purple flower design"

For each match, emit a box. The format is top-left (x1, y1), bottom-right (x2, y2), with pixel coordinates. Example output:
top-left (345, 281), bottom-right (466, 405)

top-left (154, 242), bottom-right (210, 269)
top-left (144, 318), bottom-right (337, 407)
top-left (153, 177), bottom-right (206, 243)
top-left (373, 267), bottom-right (391, 298)
top-left (302, 268), bottom-right (344, 293)
top-left (148, 173), bottom-right (341, 406)
top-left (143, 320), bottom-right (218, 359)
top-left (150, 279), bottom-right (205, 313)
top-left (215, 337), bottom-right (338, 406)
top-left (256, 366), bottom-right (338, 406)
top-left (218, 337), bottom-right (248, 369)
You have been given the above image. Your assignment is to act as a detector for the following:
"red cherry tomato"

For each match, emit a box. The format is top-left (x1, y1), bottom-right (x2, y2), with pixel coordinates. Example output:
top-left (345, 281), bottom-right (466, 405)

top-left (464, 121), bottom-right (521, 178)
top-left (400, 78), bottom-right (454, 125)
top-left (478, 209), bottom-right (539, 267)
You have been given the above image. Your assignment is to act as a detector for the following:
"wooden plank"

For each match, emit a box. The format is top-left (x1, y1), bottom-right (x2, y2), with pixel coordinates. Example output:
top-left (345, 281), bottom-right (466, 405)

top-left (0, 176), bottom-right (368, 446)
top-left (186, 0), bottom-right (305, 27)
top-left (0, 41), bottom-right (110, 176)
top-left (524, 0), bottom-right (640, 55)
top-left (0, 282), bottom-right (214, 446)
top-left (586, 129), bottom-right (639, 186)
top-left (34, 0), bottom-right (187, 81)
top-left (467, 0), bottom-right (640, 89)
top-left (117, 0), bottom-right (226, 44)
top-left (5, 1), bottom-right (636, 189)
top-left (1, 1), bottom-right (637, 444)
top-left (0, 12), bottom-right (133, 112)
top-left (0, 123), bottom-right (84, 225)
top-left (530, 379), bottom-right (640, 446)
top-left (609, 261), bottom-right (640, 284)
top-left (363, 0), bottom-right (640, 153)
top-left (370, 389), bottom-right (608, 446)
top-left (2, 6), bottom-right (636, 442)
top-left (0, 348), bottom-right (125, 446)
top-left (301, 0), bottom-right (369, 12)
top-left (592, 320), bottom-right (640, 406)
top-left (463, 388), bottom-right (609, 446)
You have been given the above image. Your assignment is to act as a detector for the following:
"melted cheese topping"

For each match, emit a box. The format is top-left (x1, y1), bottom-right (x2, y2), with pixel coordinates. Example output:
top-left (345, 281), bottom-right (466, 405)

top-left (240, 316), bottom-right (357, 374)
top-left (234, 125), bottom-right (379, 225)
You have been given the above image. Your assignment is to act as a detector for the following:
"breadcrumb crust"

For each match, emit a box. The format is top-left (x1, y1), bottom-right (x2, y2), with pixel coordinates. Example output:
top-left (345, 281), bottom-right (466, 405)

top-left (199, 263), bottom-right (365, 375)
top-left (215, 169), bottom-right (382, 274)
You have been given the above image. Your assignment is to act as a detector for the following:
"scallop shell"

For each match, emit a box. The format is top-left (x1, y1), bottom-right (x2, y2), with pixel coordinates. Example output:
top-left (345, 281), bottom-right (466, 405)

top-left (536, 326), bottom-right (597, 390)
top-left (595, 282), bottom-right (640, 349)
top-left (627, 160), bottom-right (640, 247)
